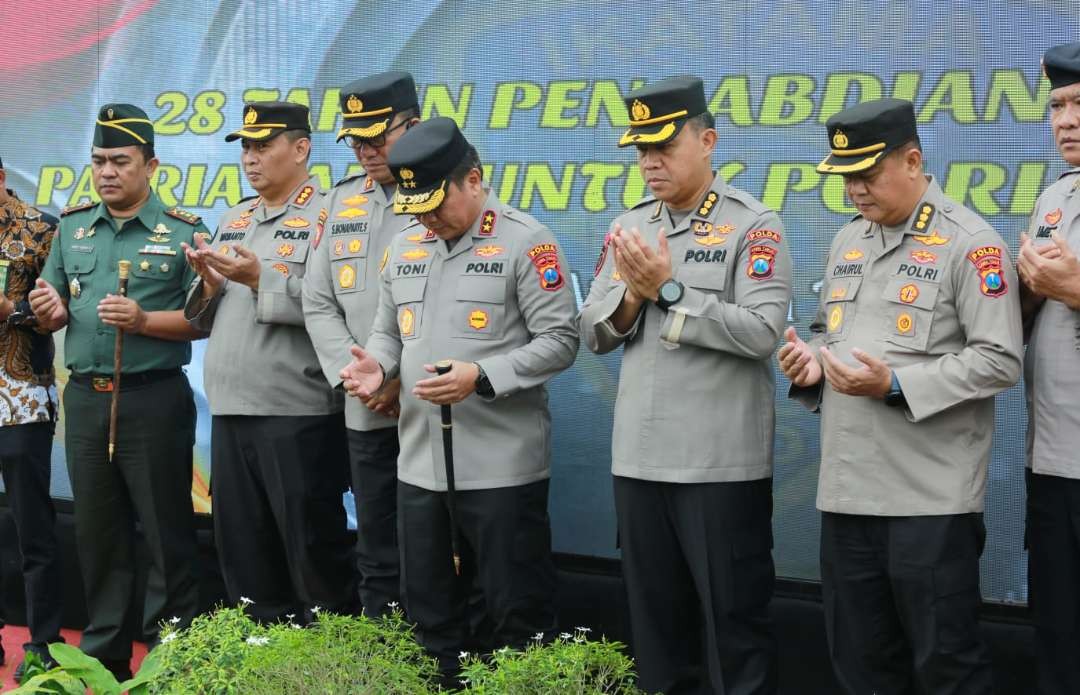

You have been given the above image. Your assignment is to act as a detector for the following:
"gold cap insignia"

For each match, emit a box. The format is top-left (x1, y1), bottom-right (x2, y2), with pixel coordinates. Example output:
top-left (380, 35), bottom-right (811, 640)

top-left (346, 94), bottom-right (363, 114)
top-left (399, 167), bottom-right (416, 189)
top-left (832, 130), bottom-right (849, 149)
top-left (630, 99), bottom-right (651, 122)
top-left (107, 107), bottom-right (115, 120)
top-left (244, 107), bottom-right (257, 125)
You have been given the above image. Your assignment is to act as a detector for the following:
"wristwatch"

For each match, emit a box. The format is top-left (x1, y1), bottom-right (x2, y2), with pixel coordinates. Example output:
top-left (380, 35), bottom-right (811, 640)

top-left (654, 279), bottom-right (685, 311)
top-left (474, 363), bottom-right (495, 399)
top-left (884, 371), bottom-right (907, 408)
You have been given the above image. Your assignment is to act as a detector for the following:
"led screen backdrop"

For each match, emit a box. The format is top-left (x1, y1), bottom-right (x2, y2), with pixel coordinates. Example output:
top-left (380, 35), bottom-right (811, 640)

top-left (3, 0), bottom-right (1076, 605)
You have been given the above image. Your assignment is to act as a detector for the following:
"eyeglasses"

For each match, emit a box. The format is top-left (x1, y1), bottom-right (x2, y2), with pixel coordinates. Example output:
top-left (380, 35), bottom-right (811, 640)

top-left (344, 118), bottom-right (410, 150)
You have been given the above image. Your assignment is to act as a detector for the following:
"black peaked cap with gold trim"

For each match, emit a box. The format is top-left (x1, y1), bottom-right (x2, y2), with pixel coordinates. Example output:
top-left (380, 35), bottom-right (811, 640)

top-left (388, 117), bottom-right (470, 215)
top-left (337, 71), bottom-right (419, 141)
top-left (94, 103), bottom-right (155, 147)
top-left (225, 101), bottom-right (311, 142)
top-left (817, 98), bottom-right (918, 175)
top-left (1044, 42), bottom-right (1080, 90)
top-left (618, 76), bottom-right (708, 148)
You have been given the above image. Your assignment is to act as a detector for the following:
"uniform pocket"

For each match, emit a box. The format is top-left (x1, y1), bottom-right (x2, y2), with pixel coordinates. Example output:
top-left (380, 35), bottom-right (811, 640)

top-left (392, 276), bottom-right (427, 341)
top-left (882, 278), bottom-right (940, 352)
top-left (454, 275), bottom-right (505, 340)
top-left (678, 264), bottom-right (728, 292)
top-left (823, 276), bottom-right (862, 343)
top-left (329, 234), bottom-right (369, 295)
top-left (264, 241), bottom-right (311, 279)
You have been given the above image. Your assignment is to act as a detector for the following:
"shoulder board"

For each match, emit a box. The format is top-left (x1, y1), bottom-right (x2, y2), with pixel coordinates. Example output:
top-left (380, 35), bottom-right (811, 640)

top-left (627, 194), bottom-right (657, 212)
top-left (60, 201), bottom-right (96, 217)
top-left (723, 186), bottom-right (769, 216)
top-left (1057, 167), bottom-right (1080, 181)
top-left (848, 212), bottom-right (865, 223)
top-left (164, 207), bottom-right (202, 225)
top-left (238, 194), bottom-right (259, 203)
top-left (333, 172), bottom-right (364, 188)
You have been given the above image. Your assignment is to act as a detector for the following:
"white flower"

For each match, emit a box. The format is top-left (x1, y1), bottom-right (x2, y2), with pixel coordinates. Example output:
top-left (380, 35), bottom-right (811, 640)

top-left (245, 636), bottom-right (269, 646)
top-left (311, 606), bottom-right (321, 614)
top-left (388, 601), bottom-right (399, 609)
top-left (161, 632), bottom-right (178, 644)
top-left (168, 616), bottom-right (181, 625)
top-left (286, 613), bottom-right (295, 621)
top-left (239, 596), bottom-right (253, 607)
top-left (575, 626), bottom-right (592, 633)
top-left (559, 632), bottom-right (572, 640)
top-left (290, 623), bottom-right (301, 630)
top-left (533, 632), bottom-right (544, 642)
top-left (458, 651), bottom-right (470, 661)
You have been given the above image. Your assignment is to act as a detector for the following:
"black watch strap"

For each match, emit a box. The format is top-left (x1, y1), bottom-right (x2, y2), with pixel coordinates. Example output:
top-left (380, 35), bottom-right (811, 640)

top-left (475, 363), bottom-right (495, 398)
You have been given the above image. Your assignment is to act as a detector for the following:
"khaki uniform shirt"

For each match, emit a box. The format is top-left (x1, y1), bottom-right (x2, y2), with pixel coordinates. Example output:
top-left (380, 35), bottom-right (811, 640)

top-left (578, 175), bottom-right (792, 483)
top-left (303, 173), bottom-right (410, 431)
top-left (1024, 167), bottom-right (1080, 479)
top-left (185, 177), bottom-right (342, 416)
top-left (364, 190), bottom-right (579, 491)
top-left (792, 177), bottom-right (1023, 515)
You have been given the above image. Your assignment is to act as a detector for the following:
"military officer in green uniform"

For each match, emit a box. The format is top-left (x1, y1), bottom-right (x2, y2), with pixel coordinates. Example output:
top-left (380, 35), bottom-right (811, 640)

top-left (29, 103), bottom-right (207, 681)
top-left (779, 99), bottom-right (1022, 694)
top-left (183, 101), bottom-right (354, 623)
top-left (304, 71), bottom-right (420, 617)
top-left (342, 118), bottom-right (579, 683)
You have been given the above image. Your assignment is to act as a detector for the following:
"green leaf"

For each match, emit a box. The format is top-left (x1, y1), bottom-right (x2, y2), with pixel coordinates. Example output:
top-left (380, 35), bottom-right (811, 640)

top-left (47, 643), bottom-right (122, 695)
top-left (120, 645), bottom-right (165, 693)
top-left (7, 669), bottom-right (86, 694)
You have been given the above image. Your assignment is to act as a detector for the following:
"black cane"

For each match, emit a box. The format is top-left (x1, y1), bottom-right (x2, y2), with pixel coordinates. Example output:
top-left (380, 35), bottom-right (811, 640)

top-left (435, 360), bottom-right (463, 576)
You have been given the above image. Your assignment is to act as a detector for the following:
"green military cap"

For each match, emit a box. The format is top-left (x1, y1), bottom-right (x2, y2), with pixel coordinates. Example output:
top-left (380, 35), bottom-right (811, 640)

top-left (225, 101), bottom-right (311, 142)
top-left (94, 103), bottom-right (155, 147)
top-left (816, 98), bottom-right (918, 175)
top-left (1044, 42), bottom-right (1080, 90)
top-left (618, 76), bottom-right (708, 147)
top-left (337, 71), bottom-right (419, 141)
top-left (387, 117), bottom-right (470, 215)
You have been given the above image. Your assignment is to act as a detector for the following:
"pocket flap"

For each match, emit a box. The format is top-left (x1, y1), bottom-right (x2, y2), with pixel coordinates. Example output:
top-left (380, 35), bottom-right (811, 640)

top-left (392, 277), bottom-right (427, 304)
top-left (677, 265), bottom-right (727, 291)
top-left (882, 277), bottom-right (940, 311)
top-left (456, 276), bottom-right (505, 303)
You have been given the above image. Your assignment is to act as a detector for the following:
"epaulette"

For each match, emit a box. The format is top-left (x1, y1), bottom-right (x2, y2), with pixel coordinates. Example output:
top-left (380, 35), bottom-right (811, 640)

top-left (60, 201), bottom-right (96, 216)
top-left (1057, 167), bottom-right (1080, 182)
top-left (724, 186), bottom-right (769, 216)
top-left (164, 207), bottom-right (202, 225)
top-left (334, 172), bottom-right (364, 188)
top-left (626, 194), bottom-right (657, 212)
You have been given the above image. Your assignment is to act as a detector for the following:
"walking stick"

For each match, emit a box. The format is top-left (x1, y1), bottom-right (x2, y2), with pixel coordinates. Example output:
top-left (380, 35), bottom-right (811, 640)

top-left (108, 260), bottom-right (131, 463)
top-left (434, 359), bottom-right (463, 576)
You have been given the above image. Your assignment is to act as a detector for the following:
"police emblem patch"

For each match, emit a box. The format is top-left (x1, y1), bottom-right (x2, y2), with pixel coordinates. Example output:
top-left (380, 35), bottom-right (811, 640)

top-left (967, 246), bottom-right (1008, 297)
top-left (527, 243), bottom-right (564, 291)
top-left (746, 245), bottom-right (777, 280)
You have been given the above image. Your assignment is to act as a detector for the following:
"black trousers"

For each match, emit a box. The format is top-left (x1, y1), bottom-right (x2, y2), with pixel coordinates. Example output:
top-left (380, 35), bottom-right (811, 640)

top-left (398, 479), bottom-right (557, 677)
top-left (0, 421), bottom-right (63, 651)
top-left (820, 512), bottom-right (992, 695)
top-left (212, 413), bottom-right (355, 622)
top-left (1026, 470), bottom-right (1080, 695)
top-left (614, 476), bottom-right (777, 695)
top-left (346, 426), bottom-right (400, 618)
top-left (64, 374), bottom-right (199, 661)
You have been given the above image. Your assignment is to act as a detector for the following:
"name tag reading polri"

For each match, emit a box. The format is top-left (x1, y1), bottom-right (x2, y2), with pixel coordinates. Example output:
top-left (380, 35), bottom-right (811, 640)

top-left (139, 245), bottom-right (178, 256)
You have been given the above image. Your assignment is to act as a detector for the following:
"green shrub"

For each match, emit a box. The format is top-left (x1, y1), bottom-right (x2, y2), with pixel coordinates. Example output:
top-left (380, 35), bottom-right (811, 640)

top-left (458, 628), bottom-right (645, 695)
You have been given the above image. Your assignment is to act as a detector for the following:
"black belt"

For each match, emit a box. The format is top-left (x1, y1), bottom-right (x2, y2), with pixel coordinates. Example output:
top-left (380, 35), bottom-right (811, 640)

top-left (69, 368), bottom-right (182, 392)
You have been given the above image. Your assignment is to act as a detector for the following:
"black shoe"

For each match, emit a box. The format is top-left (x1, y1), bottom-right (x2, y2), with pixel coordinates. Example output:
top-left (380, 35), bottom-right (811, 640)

top-left (15, 650), bottom-right (57, 684)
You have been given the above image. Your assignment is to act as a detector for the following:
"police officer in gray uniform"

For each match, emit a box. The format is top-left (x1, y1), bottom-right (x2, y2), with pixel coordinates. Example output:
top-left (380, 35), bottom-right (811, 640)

top-left (579, 76), bottom-right (791, 694)
top-left (341, 118), bottom-right (578, 680)
top-left (1016, 42), bottom-right (1080, 695)
top-left (183, 101), bottom-right (353, 622)
top-left (779, 98), bottom-right (1023, 694)
top-left (304, 71), bottom-right (420, 617)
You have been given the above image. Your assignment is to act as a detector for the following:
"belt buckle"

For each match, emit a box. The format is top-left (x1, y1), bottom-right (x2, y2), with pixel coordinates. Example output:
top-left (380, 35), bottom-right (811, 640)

top-left (91, 377), bottom-right (114, 393)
